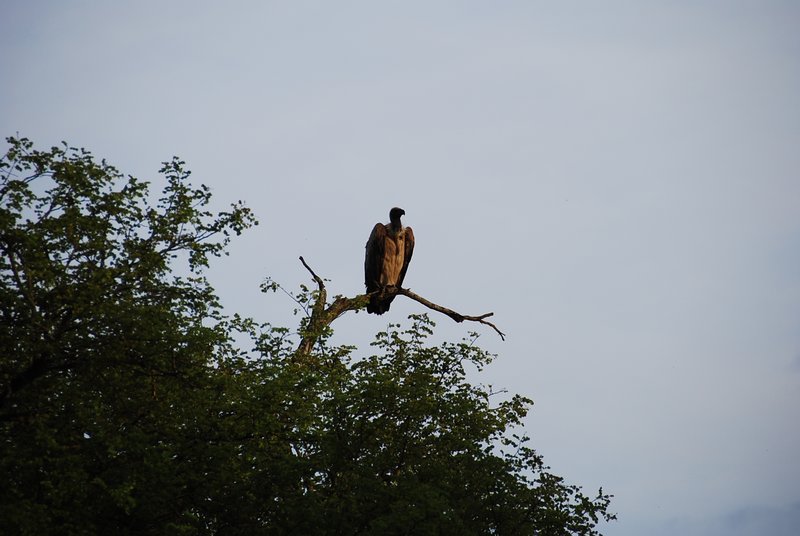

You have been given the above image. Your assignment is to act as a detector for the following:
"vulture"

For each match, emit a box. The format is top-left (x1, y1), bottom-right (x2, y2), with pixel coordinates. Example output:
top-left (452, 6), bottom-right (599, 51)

top-left (364, 207), bottom-right (415, 314)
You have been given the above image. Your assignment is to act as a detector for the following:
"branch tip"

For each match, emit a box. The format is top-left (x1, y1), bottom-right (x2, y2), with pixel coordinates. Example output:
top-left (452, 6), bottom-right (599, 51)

top-left (299, 256), bottom-right (324, 289)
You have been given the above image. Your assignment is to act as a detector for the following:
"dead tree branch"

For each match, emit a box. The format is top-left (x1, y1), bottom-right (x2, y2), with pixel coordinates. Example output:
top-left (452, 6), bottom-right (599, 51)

top-left (395, 288), bottom-right (505, 340)
top-left (294, 257), bottom-right (505, 358)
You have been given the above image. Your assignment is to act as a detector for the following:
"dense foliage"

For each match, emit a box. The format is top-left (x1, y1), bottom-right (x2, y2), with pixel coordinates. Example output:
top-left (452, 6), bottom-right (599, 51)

top-left (0, 137), bottom-right (613, 535)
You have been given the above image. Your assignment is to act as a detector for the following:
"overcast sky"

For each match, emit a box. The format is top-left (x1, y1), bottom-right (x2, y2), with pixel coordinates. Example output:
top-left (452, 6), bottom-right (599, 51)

top-left (2, 2), bottom-right (799, 534)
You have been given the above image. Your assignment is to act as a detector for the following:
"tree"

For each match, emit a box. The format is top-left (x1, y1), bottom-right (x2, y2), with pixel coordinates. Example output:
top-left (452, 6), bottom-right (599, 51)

top-left (0, 136), bottom-right (259, 534)
top-left (1, 137), bottom-right (614, 535)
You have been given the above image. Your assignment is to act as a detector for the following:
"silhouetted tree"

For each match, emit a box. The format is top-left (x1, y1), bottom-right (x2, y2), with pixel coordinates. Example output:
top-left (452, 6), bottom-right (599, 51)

top-left (1, 137), bottom-right (614, 535)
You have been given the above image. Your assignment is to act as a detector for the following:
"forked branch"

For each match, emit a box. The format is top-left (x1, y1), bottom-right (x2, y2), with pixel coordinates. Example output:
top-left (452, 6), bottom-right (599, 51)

top-left (295, 256), bottom-right (505, 357)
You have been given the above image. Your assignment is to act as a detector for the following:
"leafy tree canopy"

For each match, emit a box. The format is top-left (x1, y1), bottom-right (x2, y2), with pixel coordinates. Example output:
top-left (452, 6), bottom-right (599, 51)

top-left (0, 137), bottom-right (614, 535)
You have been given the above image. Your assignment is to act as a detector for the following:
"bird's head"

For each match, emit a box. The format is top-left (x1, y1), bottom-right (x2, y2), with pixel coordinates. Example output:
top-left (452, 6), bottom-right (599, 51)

top-left (389, 207), bottom-right (405, 222)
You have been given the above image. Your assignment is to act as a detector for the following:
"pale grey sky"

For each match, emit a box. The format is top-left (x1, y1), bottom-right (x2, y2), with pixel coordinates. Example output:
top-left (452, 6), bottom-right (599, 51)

top-left (3, 2), bottom-right (799, 534)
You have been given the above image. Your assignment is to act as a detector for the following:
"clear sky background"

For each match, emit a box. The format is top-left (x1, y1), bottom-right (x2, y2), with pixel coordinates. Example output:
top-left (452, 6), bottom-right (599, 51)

top-left (2, 2), bottom-right (799, 534)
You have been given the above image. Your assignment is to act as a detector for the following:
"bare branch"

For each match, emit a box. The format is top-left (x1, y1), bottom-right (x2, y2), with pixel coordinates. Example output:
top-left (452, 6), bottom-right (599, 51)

top-left (396, 288), bottom-right (506, 340)
top-left (299, 256), bottom-right (323, 289)
top-left (293, 258), bottom-right (505, 358)
top-left (299, 255), bottom-right (327, 324)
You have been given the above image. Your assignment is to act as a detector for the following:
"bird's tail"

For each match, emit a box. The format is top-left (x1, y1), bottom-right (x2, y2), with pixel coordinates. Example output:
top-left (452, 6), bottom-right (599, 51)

top-left (367, 293), bottom-right (395, 315)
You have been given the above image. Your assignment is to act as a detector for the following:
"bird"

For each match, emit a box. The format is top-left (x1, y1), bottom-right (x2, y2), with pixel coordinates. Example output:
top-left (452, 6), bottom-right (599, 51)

top-left (364, 207), bottom-right (415, 314)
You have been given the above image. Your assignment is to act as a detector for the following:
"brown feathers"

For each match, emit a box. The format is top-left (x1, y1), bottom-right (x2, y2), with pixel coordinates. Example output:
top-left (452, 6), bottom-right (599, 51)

top-left (364, 208), bottom-right (414, 314)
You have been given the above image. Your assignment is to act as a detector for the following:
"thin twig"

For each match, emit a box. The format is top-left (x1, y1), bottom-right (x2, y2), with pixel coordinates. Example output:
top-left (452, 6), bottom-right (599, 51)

top-left (274, 282), bottom-right (310, 316)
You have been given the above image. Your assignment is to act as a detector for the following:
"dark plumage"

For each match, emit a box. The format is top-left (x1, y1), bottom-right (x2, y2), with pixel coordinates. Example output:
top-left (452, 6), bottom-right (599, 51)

top-left (364, 207), bottom-right (415, 314)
